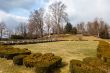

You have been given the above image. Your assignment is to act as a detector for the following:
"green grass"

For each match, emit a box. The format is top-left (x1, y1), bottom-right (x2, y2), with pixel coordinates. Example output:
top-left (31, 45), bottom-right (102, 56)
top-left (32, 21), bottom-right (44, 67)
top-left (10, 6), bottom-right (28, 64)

top-left (13, 41), bottom-right (98, 73)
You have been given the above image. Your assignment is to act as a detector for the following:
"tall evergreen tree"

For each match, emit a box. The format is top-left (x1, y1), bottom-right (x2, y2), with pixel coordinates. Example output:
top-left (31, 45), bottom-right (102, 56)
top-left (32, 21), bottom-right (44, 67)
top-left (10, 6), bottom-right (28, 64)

top-left (64, 22), bottom-right (73, 33)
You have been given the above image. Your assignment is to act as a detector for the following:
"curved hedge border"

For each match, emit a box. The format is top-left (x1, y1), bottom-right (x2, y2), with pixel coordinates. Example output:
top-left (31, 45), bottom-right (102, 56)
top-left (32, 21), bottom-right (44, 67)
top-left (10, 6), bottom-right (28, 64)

top-left (0, 45), bottom-right (62, 73)
top-left (70, 40), bottom-right (110, 73)
top-left (2, 40), bottom-right (110, 73)
top-left (97, 40), bottom-right (110, 64)
top-left (0, 46), bottom-right (31, 59)
top-left (70, 58), bottom-right (106, 73)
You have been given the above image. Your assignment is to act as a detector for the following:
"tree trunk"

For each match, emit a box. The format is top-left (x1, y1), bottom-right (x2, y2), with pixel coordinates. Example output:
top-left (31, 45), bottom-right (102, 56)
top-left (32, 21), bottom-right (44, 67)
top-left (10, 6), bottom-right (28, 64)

top-left (0, 30), bottom-right (3, 40)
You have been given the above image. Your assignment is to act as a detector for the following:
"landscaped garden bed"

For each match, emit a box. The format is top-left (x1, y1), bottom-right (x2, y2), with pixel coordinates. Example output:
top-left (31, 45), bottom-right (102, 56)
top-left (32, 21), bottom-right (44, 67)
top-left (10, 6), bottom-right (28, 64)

top-left (70, 58), bottom-right (107, 73)
top-left (70, 40), bottom-right (110, 73)
top-left (0, 45), bottom-right (62, 73)
top-left (0, 46), bottom-right (31, 59)
top-left (23, 53), bottom-right (62, 73)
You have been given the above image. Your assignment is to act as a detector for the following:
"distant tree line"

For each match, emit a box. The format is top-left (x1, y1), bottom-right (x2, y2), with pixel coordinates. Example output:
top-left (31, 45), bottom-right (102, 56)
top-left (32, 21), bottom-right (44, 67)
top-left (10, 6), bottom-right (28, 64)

top-left (0, 1), bottom-right (110, 40)
top-left (76, 18), bottom-right (109, 39)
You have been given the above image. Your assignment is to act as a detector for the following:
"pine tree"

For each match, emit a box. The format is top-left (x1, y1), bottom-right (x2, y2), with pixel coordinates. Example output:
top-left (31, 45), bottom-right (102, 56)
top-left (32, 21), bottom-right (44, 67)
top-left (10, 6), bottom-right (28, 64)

top-left (64, 22), bottom-right (73, 33)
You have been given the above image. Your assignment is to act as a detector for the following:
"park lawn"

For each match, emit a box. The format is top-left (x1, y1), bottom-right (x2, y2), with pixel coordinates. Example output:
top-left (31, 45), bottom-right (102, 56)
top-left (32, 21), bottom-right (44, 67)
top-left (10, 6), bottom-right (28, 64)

top-left (14, 41), bottom-right (98, 61)
top-left (13, 41), bottom-right (98, 73)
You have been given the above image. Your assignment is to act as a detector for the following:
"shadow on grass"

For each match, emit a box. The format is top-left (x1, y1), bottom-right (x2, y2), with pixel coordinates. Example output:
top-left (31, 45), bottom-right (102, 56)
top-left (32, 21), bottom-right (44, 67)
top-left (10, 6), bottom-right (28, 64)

top-left (50, 62), bottom-right (68, 73)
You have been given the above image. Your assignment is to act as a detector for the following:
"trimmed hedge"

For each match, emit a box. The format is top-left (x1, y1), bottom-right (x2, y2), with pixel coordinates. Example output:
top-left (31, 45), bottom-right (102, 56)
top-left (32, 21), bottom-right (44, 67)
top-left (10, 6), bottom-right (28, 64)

top-left (70, 59), bottom-right (106, 73)
top-left (69, 40), bottom-right (110, 73)
top-left (23, 53), bottom-right (62, 73)
top-left (35, 56), bottom-right (62, 73)
top-left (0, 45), bottom-right (62, 73)
top-left (43, 53), bottom-right (54, 57)
top-left (0, 46), bottom-right (31, 59)
top-left (97, 40), bottom-right (110, 63)
top-left (13, 55), bottom-right (28, 65)
top-left (23, 53), bottom-right (42, 67)
top-left (83, 57), bottom-right (103, 67)
top-left (97, 41), bottom-right (110, 54)
top-left (70, 59), bottom-right (83, 73)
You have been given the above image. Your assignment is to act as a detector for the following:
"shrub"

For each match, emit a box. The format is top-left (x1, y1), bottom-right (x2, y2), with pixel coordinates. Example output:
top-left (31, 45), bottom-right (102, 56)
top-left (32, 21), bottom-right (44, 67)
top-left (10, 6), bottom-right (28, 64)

top-left (17, 49), bottom-right (31, 55)
top-left (0, 46), bottom-right (31, 59)
top-left (10, 35), bottom-right (24, 39)
top-left (23, 53), bottom-right (62, 73)
top-left (43, 53), bottom-right (54, 58)
top-left (97, 40), bottom-right (110, 63)
top-left (70, 59), bottom-right (83, 73)
top-left (23, 53), bottom-right (42, 67)
top-left (98, 41), bottom-right (110, 52)
top-left (83, 57), bottom-right (103, 67)
top-left (70, 59), bottom-right (106, 73)
top-left (0, 47), bottom-right (19, 59)
top-left (13, 55), bottom-right (28, 65)
top-left (35, 56), bottom-right (62, 73)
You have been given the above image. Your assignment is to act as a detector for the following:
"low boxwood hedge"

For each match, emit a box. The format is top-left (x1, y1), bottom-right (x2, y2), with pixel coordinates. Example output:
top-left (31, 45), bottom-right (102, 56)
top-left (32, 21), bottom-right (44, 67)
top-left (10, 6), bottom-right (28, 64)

top-left (70, 59), bottom-right (106, 73)
top-left (13, 55), bottom-right (28, 65)
top-left (97, 40), bottom-right (110, 64)
top-left (23, 53), bottom-right (42, 67)
top-left (23, 53), bottom-right (62, 73)
top-left (35, 56), bottom-right (62, 73)
top-left (0, 46), bottom-right (31, 59)
top-left (70, 59), bottom-right (83, 73)
top-left (83, 57), bottom-right (103, 67)
top-left (0, 45), bottom-right (62, 73)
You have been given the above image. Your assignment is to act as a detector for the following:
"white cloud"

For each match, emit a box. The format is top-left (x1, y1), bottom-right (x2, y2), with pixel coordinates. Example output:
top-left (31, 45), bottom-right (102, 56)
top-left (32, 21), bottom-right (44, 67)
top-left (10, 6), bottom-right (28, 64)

top-left (46, 0), bottom-right (110, 24)
top-left (0, 10), bottom-right (27, 30)
top-left (0, 0), bottom-right (37, 12)
top-left (0, 0), bottom-right (110, 30)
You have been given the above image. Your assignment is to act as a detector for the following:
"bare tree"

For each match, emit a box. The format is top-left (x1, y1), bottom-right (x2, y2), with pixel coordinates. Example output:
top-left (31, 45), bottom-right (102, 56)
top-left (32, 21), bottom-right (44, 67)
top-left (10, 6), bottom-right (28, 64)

top-left (49, 1), bottom-right (68, 34)
top-left (92, 19), bottom-right (100, 36)
top-left (28, 8), bottom-right (44, 38)
top-left (5, 29), bottom-right (13, 38)
top-left (38, 8), bottom-right (44, 37)
top-left (17, 22), bottom-right (27, 38)
top-left (0, 22), bottom-right (6, 39)
top-left (44, 13), bottom-right (52, 36)
top-left (77, 22), bottom-right (85, 34)
top-left (86, 22), bottom-right (93, 35)
top-left (99, 24), bottom-right (109, 39)
top-left (86, 18), bottom-right (109, 37)
top-left (28, 19), bottom-right (35, 39)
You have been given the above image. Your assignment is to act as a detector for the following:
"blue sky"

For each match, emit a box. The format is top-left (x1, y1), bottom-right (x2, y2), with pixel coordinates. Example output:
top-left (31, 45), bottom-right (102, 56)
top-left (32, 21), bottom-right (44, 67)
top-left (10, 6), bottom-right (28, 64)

top-left (0, 0), bottom-right (49, 30)
top-left (0, 0), bottom-right (110, 30)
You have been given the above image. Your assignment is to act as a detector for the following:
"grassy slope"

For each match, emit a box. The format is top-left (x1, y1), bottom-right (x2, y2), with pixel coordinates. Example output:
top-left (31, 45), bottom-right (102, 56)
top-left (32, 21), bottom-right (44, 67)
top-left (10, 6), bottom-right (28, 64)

top-left (44, 34), bottom-right (101, 41)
